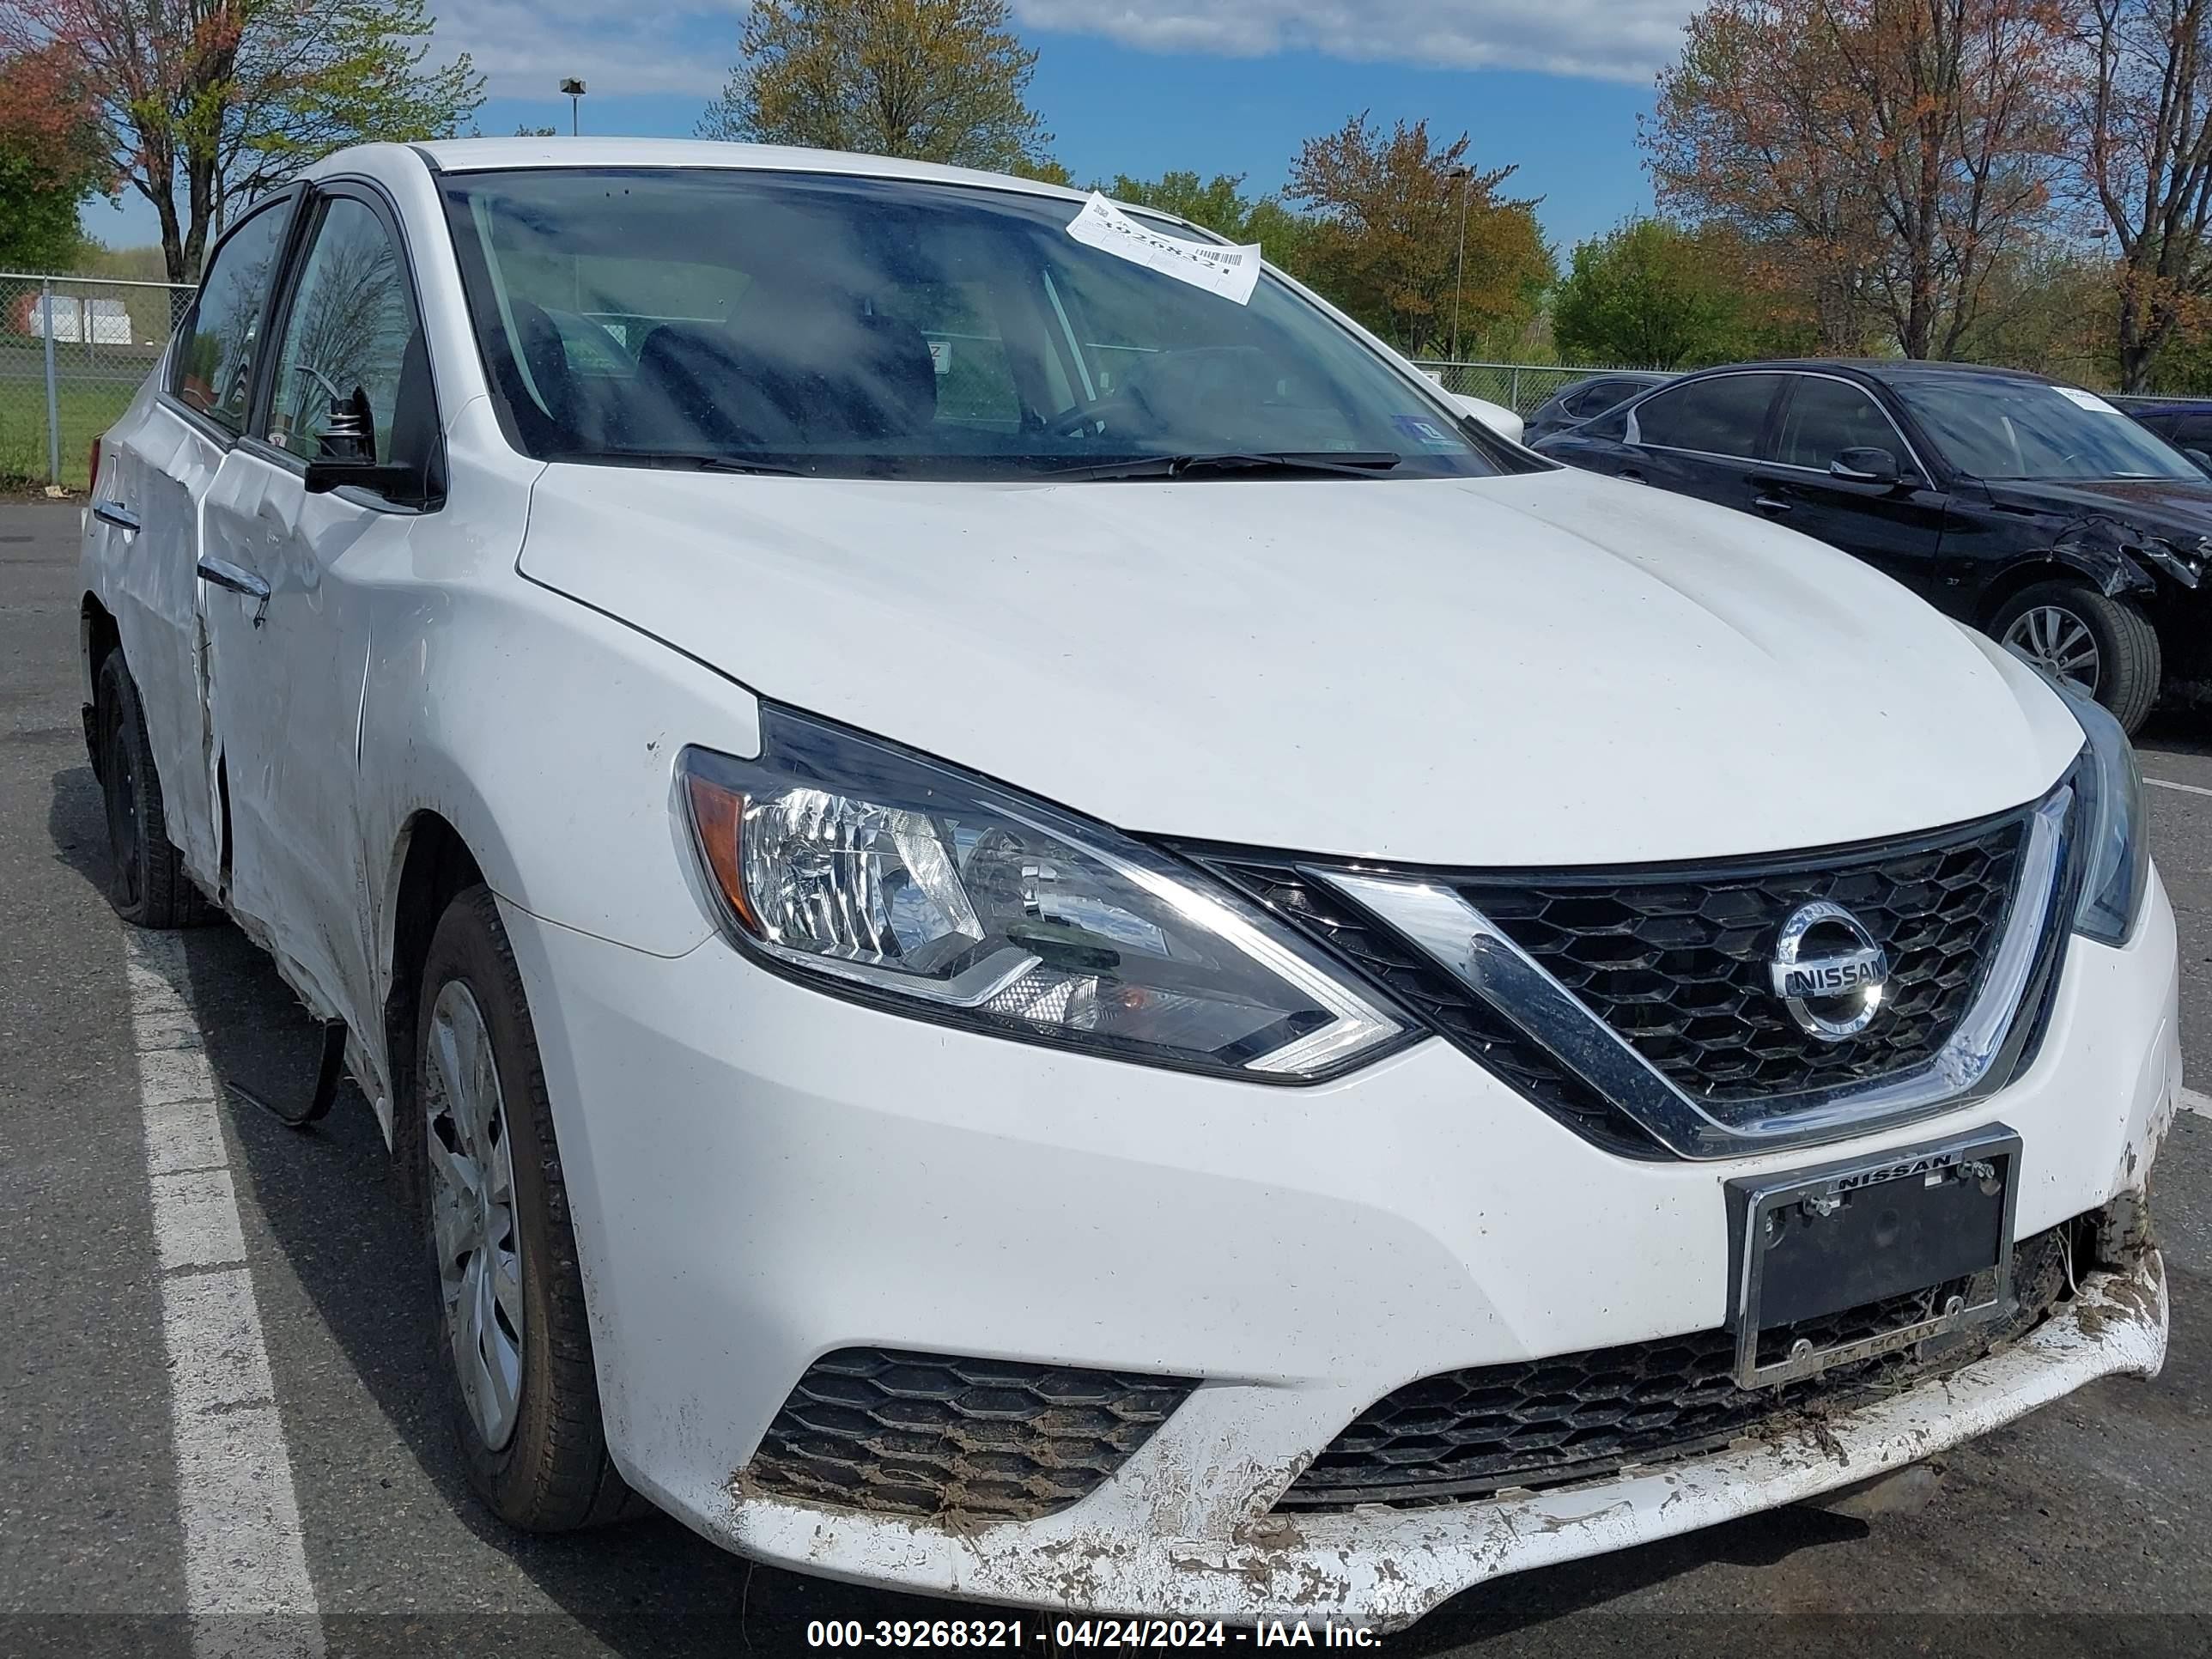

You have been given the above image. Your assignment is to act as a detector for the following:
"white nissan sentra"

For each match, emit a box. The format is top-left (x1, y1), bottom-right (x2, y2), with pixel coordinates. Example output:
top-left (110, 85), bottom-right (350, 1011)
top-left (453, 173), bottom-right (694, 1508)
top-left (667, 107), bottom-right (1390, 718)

top-left (80, 139), bottom-right (2176, 1630)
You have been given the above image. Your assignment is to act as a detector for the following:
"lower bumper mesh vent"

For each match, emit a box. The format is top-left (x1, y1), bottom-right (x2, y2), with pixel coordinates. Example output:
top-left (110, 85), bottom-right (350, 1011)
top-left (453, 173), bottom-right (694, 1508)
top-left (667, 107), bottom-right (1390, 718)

top-left (744, 1347), bottom-right (1196, 1523)
top-left (1279, 1223), bottom-right (2077, 1511)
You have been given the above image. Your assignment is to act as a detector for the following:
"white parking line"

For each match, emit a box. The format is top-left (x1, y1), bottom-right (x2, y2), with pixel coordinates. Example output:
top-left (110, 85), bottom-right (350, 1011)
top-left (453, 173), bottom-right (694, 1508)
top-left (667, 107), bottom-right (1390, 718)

top-left (126, 932), bottom-right (324, 1659)
top-left (2183, 1087), bottom-right (2212, 1120)
top-left (2147, 775), bottom-right (2212, 799)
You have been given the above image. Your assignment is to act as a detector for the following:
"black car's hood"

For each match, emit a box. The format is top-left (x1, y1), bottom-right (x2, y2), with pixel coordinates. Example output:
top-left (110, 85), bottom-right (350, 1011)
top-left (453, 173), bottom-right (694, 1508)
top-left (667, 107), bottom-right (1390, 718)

top-left (1983, 476), bottom-right (2212, 542)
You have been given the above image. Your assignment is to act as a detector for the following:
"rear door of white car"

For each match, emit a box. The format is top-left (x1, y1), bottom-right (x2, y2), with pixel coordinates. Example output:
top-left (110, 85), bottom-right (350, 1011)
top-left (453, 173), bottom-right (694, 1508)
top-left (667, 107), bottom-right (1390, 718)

top-left (91, 191), bottom-right (301, 889)
top-left (196, 180), bottom-right (440, 1039)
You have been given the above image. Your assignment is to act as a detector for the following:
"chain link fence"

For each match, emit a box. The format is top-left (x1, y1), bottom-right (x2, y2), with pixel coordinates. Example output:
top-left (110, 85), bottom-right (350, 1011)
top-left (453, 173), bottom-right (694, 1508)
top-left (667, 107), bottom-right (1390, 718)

top-left (1410, 359), bottom-right (1650, 414)
top-left (1, 272), bottom-right (194, 491)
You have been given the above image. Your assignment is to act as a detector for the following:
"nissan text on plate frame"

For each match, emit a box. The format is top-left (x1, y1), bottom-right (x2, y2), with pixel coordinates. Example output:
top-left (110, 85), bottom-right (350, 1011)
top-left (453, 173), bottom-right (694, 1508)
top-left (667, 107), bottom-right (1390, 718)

top-left (76, 138), bottom-right (2178, 1631)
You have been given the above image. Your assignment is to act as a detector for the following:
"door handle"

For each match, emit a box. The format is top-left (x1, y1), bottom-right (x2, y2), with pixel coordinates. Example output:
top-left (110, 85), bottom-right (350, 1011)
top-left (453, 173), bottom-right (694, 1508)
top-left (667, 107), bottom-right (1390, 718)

top-left (94, 500), bottom-right (139, 533)
top-left (1754, 496), bottom-right (1792, 514)
top-left (198, 554), bottom-right (272, 627)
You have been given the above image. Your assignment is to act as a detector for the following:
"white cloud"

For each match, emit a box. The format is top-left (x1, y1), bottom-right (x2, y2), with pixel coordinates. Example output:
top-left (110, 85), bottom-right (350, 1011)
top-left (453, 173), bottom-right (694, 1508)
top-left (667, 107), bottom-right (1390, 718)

top-left (1011, 0), bottom-right (1695, 83)
top-left (432, 0), bottom-right (750, 100)
top-left (426, 0), bottom-right (1696, 103)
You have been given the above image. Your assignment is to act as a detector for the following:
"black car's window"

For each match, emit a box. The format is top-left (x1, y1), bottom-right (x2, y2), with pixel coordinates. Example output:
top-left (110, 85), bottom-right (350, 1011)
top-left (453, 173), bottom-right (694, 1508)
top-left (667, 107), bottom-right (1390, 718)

top-left (1632, 374), bottom-right (1781, 459)
top-left (441, 167), bottom-right (1519, 481)
top-left (1894, 379), bottom-right (2200, 481)
top-left (1776, 376), bottom-right (1907, 471)
top-left (171, 202), bottom-right (291, 434)
top-left (2174, 416), bottom-right (2212, 451)
top-left (1564, 379), bottom-right (1632, 417)
top-left (265, 197), bottom-right (419, 464)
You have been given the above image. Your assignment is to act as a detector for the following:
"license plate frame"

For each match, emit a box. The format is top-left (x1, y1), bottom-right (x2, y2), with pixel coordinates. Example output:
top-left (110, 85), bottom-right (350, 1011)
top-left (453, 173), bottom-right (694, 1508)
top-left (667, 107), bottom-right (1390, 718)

top-left (1726, 1124), bottom-right (2021, 1389)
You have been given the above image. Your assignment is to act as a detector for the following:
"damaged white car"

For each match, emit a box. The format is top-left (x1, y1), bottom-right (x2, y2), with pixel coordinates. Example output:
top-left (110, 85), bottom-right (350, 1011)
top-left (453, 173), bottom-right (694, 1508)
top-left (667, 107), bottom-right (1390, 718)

top-left (79, 139), bottom-right (2176, 1631)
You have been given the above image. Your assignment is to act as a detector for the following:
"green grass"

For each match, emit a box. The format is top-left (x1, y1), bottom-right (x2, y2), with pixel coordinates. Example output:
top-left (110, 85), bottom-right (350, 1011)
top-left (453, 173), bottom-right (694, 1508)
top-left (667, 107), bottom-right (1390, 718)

top-left (0, 378), bottom-right (139, 492)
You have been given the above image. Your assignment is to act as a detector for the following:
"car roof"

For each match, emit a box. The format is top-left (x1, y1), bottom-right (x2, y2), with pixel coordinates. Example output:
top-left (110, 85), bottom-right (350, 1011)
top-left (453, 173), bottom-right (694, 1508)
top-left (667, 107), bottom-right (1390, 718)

top-left (1682, 357), bottom-right (2060, 390)
top-left (375, 137), bottom-right (1093, 205)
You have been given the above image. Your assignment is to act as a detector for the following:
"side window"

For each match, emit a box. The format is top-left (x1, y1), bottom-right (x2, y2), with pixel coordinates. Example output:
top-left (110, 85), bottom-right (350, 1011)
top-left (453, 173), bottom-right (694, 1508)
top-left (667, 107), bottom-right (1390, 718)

top-left (170, 203), bottom-right (291, 433)
top-left (2172, 416), bottom-right (2212, 451)
top-left (1632, 374), bottom-right (1782, 459)
top-left (265, 197), bottom-right (416, 463)
top-left (1569, 380), bottom-right (1632, 417)
top-left (1776, 377), bottom-right (1905, 470)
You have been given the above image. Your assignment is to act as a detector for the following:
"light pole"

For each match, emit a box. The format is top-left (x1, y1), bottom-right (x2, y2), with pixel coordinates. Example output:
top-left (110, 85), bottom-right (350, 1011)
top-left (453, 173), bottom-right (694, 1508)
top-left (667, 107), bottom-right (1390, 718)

top-left (1449, 164), bottom-right (1473, 365)
top-left (561, 77), bottom-right (586, 136)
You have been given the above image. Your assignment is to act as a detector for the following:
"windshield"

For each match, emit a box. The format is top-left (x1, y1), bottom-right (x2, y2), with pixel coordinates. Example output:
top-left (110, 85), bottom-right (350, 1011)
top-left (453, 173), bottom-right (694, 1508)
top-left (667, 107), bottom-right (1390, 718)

top-left (440, 167), bottom-right (1516, 482)
top-left (1892, 378), bottom-right (2199, 483)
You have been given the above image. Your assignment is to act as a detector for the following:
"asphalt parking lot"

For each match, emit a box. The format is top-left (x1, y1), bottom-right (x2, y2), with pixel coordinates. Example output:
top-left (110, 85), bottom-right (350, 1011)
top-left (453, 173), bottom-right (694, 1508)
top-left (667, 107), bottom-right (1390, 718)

top-left (4, 495), bottom-right (2210, 1658)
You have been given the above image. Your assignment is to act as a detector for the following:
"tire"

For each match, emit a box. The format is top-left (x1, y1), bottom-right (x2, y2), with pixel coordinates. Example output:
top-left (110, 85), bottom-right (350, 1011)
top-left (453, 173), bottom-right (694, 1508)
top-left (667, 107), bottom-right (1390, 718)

top-left (407, 884), bottom-right (640, 1531)
top-left (94, 651), bottom-right (216, 929)
top-left (1989, 580), bottom-right (2161, 735)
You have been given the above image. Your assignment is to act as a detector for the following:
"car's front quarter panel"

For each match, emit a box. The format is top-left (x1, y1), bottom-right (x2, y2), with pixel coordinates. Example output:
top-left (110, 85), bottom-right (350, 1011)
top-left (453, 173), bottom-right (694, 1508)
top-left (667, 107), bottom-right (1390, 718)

top-left (347, 401), bottom-right (763, 1115)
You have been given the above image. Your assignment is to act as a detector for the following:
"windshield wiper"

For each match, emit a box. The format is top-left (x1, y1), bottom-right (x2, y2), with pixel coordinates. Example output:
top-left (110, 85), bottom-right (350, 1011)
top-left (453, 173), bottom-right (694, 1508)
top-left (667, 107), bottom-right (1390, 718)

top-left (556, 450), bottom-right (807, 477)
top-left (1047, 450), bottom-right (1403, 482)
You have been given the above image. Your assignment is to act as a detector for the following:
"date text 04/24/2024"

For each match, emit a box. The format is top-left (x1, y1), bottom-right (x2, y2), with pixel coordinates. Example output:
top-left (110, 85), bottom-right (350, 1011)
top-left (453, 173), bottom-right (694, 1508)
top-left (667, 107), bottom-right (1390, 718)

top-left (805, 1619), bottom-right (1384, 1649)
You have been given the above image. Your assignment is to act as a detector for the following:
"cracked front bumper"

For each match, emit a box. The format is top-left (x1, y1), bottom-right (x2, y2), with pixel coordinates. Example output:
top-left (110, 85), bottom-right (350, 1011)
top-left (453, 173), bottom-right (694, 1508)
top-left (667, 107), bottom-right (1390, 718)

top-left (496, 862), bottom-right (2180, 1631)
top-left (723, 1247), bottom-right (2167, 1629)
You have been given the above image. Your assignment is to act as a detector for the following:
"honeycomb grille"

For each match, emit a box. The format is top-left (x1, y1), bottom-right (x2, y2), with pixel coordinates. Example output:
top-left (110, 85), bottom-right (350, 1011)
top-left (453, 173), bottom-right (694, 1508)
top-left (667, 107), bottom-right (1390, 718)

top-left (743, 1348), bottom-right (1196, 1523)
top-left (1452, 811), bottom-right (2028, 1102)
top-left (1278, 1224), bottom-right (2074, 1511)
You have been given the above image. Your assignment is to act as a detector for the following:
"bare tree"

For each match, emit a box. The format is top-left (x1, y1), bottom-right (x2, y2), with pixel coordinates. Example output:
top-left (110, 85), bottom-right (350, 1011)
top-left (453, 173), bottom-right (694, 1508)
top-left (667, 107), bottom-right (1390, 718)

top-left (2068, 0), bottom-right (2212, 388)
top-left (1648, 1), bottom-right (2066, 358)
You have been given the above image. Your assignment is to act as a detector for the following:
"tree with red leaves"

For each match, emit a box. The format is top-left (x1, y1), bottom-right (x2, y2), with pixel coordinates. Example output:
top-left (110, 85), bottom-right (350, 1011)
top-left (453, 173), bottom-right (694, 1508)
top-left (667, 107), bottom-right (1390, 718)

top-left (1645, 0), bottom-right (2068, 359)
top-left (0, 40), bottom-right (104, 269)
top-left (0, 0), bottom-right (482, 283)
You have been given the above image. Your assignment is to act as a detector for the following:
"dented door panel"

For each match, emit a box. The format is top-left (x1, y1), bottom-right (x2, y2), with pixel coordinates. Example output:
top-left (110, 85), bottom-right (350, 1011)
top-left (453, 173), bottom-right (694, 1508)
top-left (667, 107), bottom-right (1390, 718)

top-left (198, 446), bottom-right (389, 1039)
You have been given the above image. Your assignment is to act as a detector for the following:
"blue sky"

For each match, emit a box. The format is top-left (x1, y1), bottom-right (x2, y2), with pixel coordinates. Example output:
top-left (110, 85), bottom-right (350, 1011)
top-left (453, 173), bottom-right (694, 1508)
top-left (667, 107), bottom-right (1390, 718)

top-left (82, 1), bottom-right (1686, 259)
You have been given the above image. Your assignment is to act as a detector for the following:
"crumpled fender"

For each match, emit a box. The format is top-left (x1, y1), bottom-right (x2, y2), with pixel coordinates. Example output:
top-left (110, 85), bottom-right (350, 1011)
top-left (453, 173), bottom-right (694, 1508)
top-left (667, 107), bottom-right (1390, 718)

top-left (2049, 514), bottom-right (2194, 595)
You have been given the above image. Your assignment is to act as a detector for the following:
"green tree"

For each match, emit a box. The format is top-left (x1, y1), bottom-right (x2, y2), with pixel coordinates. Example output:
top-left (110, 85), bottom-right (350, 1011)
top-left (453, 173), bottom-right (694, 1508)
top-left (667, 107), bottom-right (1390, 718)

top-left (1552, 218), bottom-right (1747, 368)
top-left (1286, 112), bottom-right (1553, 358)
top-left (0, 0), bottom-right (483, 283)
top-left (697, 0), bottom-right (1052, 173)
top-left (0, 44), bottom-right (105, 270)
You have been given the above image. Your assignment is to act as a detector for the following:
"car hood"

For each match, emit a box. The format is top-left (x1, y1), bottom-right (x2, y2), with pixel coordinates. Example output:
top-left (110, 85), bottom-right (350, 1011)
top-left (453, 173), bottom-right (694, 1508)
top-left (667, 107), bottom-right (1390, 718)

top-left (1983, 476), bottom-right (2212, 541)
top-left (520, 465), bottom-right (2084, 865)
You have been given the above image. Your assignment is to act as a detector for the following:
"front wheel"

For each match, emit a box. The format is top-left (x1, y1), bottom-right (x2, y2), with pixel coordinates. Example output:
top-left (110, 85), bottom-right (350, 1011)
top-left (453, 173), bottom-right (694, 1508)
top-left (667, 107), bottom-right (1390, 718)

top-left (408, 885), bottom-right (640, 1530)
top-left (1990, 580), bottom-right (2161, 734)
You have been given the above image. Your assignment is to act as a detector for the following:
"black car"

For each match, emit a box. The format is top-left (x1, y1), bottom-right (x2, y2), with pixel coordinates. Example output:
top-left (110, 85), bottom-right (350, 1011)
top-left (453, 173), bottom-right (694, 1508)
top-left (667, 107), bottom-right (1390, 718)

top-left (1521, 371), bottom-right (1674, 444)
top-left (2112, 396), bottom-right (2212, 475)
top-left (1533, 359), bottom-right (2212, 731)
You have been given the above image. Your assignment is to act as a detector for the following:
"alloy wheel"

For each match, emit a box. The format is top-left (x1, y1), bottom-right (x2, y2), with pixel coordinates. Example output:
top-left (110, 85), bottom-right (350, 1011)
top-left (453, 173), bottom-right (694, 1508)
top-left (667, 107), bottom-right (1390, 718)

top-left (424, 979), bottom-right (526, 1450)
top-left (2003, 604), bottom-right (2102, 695)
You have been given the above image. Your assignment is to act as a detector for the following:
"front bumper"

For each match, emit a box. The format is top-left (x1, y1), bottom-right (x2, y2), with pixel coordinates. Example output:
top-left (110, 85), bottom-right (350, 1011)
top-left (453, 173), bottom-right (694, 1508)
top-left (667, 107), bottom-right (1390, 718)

top-left (499, 867), bottom-right (2181, 1630)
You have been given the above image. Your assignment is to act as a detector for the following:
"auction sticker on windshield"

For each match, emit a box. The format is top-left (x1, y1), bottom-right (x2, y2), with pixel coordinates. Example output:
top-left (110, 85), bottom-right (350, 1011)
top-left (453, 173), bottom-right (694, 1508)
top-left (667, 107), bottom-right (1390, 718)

top-left (2056, 386), bottom-right (2126, 416)
top-left (1066, 193), bottom-right (1263, 305)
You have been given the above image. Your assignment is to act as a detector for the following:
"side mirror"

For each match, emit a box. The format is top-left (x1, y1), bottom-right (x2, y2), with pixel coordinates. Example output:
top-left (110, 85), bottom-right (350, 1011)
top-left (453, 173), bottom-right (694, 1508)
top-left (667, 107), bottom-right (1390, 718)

top-left (2186, 448), bottom-right (2212, 474)
top-left (1831, 446), bottom-right (1899, 486)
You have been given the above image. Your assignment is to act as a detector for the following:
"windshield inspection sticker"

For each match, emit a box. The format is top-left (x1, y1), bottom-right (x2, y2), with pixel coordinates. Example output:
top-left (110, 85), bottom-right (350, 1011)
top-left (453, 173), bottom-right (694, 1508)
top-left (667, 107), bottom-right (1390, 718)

top-left (2057, 386), bottom-right (2126, 416)
top-left (1392, 414), bottom-right (1460, 448)
top-left (1066, 193), bottom-right (1263, 305)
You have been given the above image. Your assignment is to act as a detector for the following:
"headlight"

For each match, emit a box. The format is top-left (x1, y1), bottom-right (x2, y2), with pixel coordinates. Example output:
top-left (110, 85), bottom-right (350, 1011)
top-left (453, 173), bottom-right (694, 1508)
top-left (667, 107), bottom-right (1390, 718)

top-left (2060, 686), bottom-right (2148, 945)
top-left (677, 709), bottom-right (1407, 1081)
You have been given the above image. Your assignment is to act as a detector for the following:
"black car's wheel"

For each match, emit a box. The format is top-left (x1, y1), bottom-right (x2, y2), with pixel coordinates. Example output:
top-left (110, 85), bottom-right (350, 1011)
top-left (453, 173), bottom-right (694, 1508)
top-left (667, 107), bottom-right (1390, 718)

top-left (406, 884), bottom-right (641, 1531)
top-left (1990, 580), bottom-right (2160, 734)
top-left (94, 652), bottom-right (216, 929)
